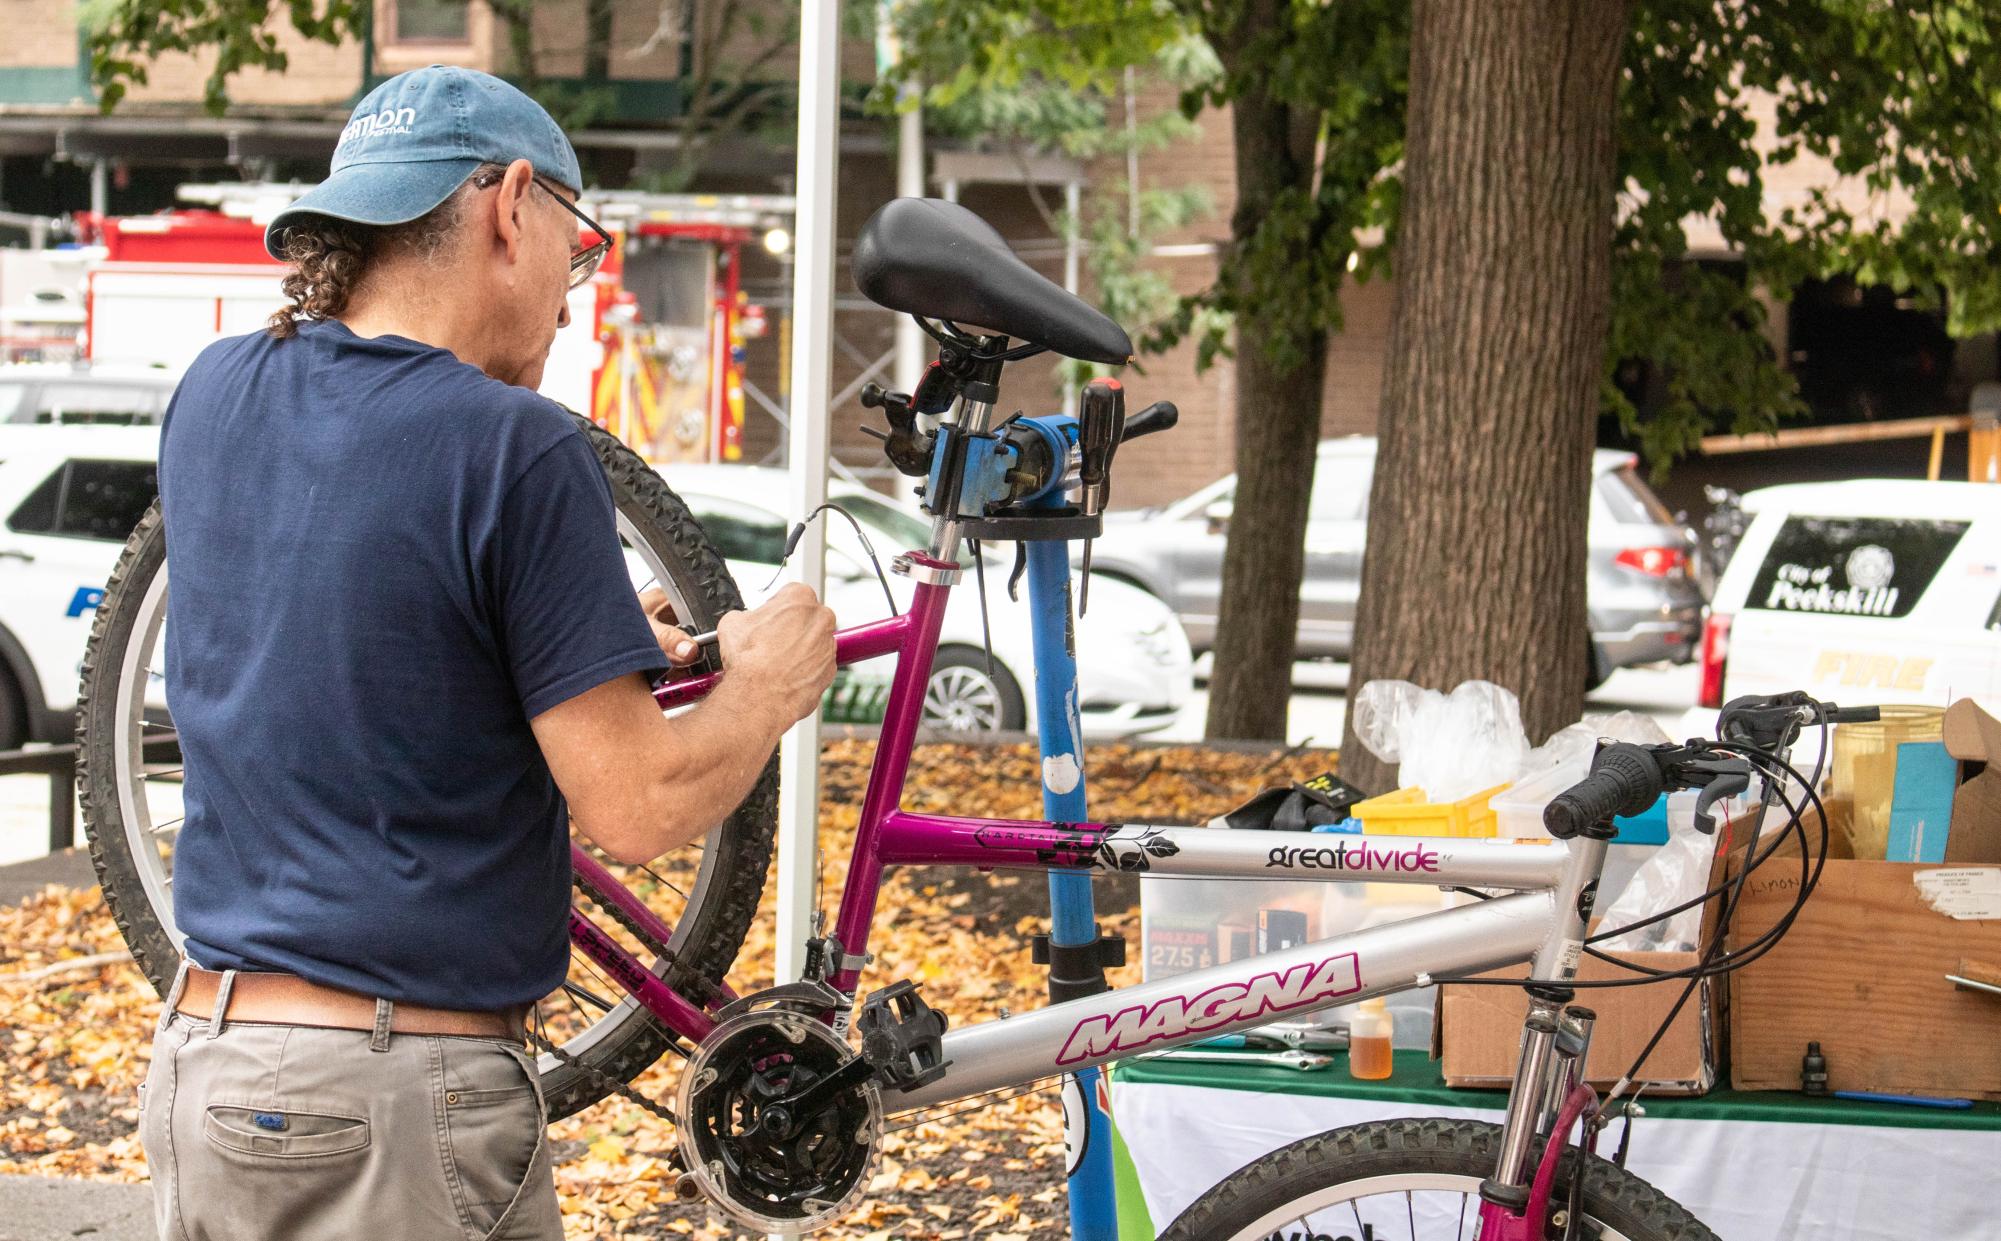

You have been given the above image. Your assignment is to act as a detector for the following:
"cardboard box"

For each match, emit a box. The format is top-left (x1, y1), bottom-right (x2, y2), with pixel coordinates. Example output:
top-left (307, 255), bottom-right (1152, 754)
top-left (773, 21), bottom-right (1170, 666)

top-left (1943, 698), bottom-right (2001, 862)
top-left (1729, 751), bottom-right (2001, 1100)
top-left (1437, 950), bottom-right (1719, 1095)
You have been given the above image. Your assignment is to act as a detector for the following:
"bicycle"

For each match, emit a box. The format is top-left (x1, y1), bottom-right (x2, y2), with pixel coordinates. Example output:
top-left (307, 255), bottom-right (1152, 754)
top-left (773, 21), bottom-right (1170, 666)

top-left (79, 196), bottom-right (1851, 1239)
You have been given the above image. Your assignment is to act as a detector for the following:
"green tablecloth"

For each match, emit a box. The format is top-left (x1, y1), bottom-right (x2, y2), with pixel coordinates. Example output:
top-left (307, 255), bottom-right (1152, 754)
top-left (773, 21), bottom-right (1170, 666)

top-left (1112, 1048), bottom-right (2001, 1131)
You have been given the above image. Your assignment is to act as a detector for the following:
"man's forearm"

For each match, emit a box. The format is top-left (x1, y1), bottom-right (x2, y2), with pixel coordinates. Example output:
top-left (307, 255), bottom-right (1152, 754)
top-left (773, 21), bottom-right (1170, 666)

top-left (618, 677), bottom-right (793, 862)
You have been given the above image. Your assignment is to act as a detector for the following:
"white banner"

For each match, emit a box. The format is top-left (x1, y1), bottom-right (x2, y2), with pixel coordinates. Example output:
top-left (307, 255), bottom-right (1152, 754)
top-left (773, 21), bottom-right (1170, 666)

top-left (1114, 1080), bottom-right (2000, 1240)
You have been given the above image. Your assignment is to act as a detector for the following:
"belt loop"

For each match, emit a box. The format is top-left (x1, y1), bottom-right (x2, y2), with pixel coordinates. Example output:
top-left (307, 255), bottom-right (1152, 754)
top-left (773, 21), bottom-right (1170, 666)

top-left (157, 957), bottom-right (191, 1032)
top-left (369, 997), bottom-right (394, 1052)
top-left (206, 969), bottom-right (237, 1039)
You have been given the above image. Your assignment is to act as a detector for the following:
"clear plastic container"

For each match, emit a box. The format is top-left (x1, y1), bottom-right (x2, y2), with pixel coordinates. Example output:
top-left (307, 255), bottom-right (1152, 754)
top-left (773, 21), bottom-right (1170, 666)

top-left (1831, 707), bottom-right (1946, 859)
top-left (1348, 997), bottom-right (1394, 1079)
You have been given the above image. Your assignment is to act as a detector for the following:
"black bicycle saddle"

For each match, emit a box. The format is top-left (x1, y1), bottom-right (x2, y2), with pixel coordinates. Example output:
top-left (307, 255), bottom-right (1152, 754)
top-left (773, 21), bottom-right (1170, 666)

top-left (852, 198), bottom-right (1135, 366)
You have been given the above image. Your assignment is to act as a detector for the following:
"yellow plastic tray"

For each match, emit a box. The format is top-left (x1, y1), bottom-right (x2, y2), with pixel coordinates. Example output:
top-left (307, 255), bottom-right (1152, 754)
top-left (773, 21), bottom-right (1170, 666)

top-left (1351, 783), bottom-right (1506, 838)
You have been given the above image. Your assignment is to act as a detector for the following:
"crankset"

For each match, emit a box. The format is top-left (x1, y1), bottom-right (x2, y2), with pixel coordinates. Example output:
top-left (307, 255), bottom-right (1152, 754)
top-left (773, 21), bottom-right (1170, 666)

top-left (675, 1009), bottom-right (883, 1234)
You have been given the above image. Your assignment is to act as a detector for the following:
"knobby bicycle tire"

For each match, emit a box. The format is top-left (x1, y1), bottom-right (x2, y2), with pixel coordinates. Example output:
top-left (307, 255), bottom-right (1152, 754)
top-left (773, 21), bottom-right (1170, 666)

top-left (1160, 1118), bottom-right (1716, 1241)
top-left (77, 413), bottom-right (777, 1121)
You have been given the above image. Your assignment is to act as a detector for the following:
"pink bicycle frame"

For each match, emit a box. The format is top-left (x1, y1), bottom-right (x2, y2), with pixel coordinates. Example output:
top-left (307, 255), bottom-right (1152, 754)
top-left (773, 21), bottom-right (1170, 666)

top-left (560, 550), bottom-right (1600, 1239)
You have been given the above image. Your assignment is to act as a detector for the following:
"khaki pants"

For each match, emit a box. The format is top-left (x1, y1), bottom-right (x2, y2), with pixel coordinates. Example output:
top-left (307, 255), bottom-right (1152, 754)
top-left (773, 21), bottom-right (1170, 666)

top-left (139, 963), bottom-right (564, 1241)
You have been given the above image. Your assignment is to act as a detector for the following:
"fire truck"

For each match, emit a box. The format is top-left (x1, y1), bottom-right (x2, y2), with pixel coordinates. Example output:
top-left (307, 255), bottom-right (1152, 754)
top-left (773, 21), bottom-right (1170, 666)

top-left (78, 184), bottom-right (792, 463)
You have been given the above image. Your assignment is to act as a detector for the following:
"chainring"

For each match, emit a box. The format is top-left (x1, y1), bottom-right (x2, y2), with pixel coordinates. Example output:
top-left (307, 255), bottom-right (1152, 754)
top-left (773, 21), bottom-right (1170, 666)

top-left (676, 1010), bottom-right (882, 1234)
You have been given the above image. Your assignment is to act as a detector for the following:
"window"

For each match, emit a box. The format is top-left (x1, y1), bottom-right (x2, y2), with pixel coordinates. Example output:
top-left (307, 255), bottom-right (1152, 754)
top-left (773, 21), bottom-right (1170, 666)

top-left (837, 494), bottom-right (974, 569)
top-left (5, 460), bottom-right (157, 542)
top-left (1596, 466), bottom-right (1676, 526)
top-left (7, 465), bottom-right (62, 534)
top-left (26, 382), bottom-right (162, 425)
top-left (1745, 516), bottom-right (1969, 621)
top-left (392, 0), bottom-right (469, 42)
top-left (684, 495), bottom-right (787, 565)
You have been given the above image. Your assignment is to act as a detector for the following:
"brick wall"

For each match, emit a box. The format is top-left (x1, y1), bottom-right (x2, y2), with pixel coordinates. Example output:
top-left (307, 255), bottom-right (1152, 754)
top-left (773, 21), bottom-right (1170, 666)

top-left (126, 26), bottom-right (364, 108)
top-left (0, 1), bottom-right (77, 69)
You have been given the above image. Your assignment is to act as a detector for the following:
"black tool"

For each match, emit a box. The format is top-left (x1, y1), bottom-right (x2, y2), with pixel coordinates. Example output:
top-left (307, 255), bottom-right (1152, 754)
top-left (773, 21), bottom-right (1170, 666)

top-left (1075, 379), bottom-right (1127, 614)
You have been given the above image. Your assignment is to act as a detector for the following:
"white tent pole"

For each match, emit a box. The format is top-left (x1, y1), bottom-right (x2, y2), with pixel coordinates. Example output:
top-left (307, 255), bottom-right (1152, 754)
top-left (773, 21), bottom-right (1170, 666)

top-left (774, 0), bottom-right (839, 992)
top-left (1063, 177), bottom-right (1082, 418)
top-left (893, 105), bottom-right (927, 399)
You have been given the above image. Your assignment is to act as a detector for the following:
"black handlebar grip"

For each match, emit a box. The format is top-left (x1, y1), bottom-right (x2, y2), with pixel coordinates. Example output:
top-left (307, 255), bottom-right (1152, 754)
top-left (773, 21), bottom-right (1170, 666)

top-left (1121, 401), bottom-right (1179, 442)
top-left (1543, 743), bottom-right (1667, 839)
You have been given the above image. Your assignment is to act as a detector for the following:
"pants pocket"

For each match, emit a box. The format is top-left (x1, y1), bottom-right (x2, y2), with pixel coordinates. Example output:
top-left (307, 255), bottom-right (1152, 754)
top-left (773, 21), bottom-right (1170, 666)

top-left (441, 1044), bottom-right (546, 1239)
top-left (203, 1105), bottom-right (371, 1158)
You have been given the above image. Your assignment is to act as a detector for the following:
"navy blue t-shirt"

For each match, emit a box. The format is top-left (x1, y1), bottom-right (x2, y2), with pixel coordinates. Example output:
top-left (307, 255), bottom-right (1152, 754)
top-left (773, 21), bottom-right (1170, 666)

top-left (159, 319), bottom-right (664, 1009)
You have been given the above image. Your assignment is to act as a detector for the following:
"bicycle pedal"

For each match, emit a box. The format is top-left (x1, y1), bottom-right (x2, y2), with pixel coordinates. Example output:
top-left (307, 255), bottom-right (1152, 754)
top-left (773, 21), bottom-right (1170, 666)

top-left (857, 979), bottom-right (951, 1091)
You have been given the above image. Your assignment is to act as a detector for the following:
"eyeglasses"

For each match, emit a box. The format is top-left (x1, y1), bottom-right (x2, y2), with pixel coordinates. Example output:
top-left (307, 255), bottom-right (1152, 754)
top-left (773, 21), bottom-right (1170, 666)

top-left (532, 175), bottom-right (614, 289)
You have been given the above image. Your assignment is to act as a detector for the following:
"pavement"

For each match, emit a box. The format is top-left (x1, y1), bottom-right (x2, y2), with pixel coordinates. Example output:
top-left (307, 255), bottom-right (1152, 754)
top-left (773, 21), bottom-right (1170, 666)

top-left (0, 1176), bottom-right (154, 1241)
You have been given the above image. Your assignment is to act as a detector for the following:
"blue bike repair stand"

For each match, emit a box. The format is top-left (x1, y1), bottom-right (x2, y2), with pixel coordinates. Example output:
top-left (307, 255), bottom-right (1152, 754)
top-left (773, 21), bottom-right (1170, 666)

top-left (1023, 484), bottom-right (1119, 1241)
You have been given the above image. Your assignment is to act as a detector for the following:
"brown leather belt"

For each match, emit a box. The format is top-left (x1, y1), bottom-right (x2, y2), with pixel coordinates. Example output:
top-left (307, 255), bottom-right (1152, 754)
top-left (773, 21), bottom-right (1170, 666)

top-left (176, 967), bottom-right (528, 1041)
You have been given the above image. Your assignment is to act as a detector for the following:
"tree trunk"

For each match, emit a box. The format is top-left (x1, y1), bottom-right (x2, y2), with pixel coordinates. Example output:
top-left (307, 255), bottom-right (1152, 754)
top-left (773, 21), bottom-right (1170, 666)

top-left (1202, 0), bottom-right (1329, 743)
top-left (1341, 0), bottom-right (1630, 792)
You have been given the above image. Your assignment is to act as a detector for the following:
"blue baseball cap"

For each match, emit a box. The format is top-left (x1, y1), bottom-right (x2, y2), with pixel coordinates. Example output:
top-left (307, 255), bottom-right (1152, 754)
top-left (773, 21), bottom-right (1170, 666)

top-left (265, 65), bottom-right (582, 260)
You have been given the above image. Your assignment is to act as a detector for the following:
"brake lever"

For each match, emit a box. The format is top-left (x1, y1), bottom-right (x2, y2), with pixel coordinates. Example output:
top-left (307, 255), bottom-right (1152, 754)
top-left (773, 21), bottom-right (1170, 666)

top-left (1688, 761), bottom-right (1752, 835)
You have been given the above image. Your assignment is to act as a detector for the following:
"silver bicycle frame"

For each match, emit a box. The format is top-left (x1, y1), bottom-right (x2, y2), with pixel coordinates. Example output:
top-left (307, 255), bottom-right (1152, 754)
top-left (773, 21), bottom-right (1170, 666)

top-left (892, 831), bottom-right (1608, 1111)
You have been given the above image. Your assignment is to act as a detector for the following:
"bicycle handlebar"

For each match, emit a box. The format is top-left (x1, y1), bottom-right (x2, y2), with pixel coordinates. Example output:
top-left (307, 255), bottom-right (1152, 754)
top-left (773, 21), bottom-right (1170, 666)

top-left (1543, 743), bottom-right (1667, 839)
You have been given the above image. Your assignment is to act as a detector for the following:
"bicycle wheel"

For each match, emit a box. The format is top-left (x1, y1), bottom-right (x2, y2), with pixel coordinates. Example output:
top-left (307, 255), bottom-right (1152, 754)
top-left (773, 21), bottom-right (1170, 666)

top-left (77, 414), bottom-right (777, 1121)
top-left (1160, 1118), bottom-right (1716, 1241)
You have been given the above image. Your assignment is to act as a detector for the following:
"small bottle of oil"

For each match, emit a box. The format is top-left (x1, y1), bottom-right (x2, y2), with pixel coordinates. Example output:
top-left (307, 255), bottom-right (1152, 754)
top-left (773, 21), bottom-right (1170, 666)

top-left (1348, 997), bottom-right (1394, 1080)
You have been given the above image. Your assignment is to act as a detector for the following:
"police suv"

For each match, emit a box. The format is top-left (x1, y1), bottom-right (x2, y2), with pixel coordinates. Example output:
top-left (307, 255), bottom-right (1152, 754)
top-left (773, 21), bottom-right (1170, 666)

top-left (1700, 479), bottom-right (2001, 712)
top-left (0, 426), bottom-right (159, 748)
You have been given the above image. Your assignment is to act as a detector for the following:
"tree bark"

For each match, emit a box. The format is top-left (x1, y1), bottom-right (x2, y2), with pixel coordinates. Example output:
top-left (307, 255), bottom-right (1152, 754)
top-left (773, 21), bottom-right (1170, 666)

top-left (1202, 0), bottom-right (1330, 743)
top-left (1341, 0), bottom-right (1631, 792)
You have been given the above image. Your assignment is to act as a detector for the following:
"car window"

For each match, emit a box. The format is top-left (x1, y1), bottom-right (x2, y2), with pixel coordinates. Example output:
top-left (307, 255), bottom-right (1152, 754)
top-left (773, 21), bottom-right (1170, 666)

top-left (837, 493), bottom-right (976, 569)
top-left (685, 494), bottom-right (787, 565)
top-left (7, 464), bottom-right (63, 534)
top-left (1744, 515), bottom-right (1970, 620)
top-left (1309, 457), bottom-right (1374, 521)
top-left (25, 382), bottom-right (161, 425)
top-left (1597, 466), bottom-right (1676, 525)
top-left (8, 460), bottom-right (157, 540)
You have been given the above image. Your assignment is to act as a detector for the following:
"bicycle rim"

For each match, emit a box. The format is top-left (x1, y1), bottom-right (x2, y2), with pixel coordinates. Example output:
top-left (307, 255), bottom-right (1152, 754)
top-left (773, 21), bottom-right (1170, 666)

top-left (1207, 1171), bottom-right (1646, 1241)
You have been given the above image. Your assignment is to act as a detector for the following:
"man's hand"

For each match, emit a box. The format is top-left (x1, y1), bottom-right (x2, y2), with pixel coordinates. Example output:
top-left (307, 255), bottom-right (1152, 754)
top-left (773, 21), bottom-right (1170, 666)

top-left (638, 587), bottom-right (702, 667)
top-left (719, 582), bottom-right (837, 725)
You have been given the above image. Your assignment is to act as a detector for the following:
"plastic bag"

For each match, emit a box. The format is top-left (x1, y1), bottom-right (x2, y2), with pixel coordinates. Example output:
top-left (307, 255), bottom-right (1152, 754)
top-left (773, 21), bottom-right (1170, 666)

top-left (1351, 680), bottom-right (1530, 803)
top-left (1596, 797), bottom-right (1712, 952)
top-left (1517, 711), bottom-right (1674, 781)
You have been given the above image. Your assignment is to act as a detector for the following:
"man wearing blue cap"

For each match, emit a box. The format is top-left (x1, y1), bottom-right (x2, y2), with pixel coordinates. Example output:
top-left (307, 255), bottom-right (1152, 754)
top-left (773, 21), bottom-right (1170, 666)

top-left (137, 66), bottom-right (836, 1239)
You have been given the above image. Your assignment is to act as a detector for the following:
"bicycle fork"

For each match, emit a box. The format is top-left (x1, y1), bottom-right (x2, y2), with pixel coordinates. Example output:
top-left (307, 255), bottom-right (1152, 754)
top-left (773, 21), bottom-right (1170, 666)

top-left (1477, 996), bottom-right (1601, 1240)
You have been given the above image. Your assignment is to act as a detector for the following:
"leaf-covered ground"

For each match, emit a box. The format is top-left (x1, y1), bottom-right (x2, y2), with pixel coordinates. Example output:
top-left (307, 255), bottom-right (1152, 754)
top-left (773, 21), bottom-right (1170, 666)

top-left (0, 738), bottom-right (1336, 1239)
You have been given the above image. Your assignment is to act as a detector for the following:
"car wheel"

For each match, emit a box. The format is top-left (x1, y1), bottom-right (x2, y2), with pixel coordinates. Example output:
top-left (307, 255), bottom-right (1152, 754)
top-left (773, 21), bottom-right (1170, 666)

top-left (923, 647), bottom-right (1028, 734)
top-left (0, 666), bottom-right (24, 751)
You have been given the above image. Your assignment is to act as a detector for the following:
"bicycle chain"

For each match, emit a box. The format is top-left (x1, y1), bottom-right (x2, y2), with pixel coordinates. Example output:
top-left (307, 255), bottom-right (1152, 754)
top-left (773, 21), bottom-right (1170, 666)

top-left (570, 867), bottom-right (723, 1008)
top-left (518, 868), bottom-right (701, 1156)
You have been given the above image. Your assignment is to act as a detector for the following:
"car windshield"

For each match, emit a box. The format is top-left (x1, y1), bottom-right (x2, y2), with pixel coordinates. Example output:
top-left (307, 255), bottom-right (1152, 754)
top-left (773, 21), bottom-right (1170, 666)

top-left (1597, 466), bottom-right (1676, 526)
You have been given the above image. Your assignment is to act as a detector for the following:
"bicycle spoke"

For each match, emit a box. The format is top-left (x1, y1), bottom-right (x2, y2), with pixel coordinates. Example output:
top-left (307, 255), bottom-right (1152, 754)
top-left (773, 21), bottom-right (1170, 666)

top-left (563, 979), bottom-right (616, 1013)
top-left (638, 861), bottom-right (687, 900)
top-left (1406, 1189), bottom-right (1416, 1240)
top-left (140, 768), bottom-right (184, 782)
top-left (1457, 1193), bottom-right (1468, 1239)
top-left (150, 815), bottom-right (185, 836)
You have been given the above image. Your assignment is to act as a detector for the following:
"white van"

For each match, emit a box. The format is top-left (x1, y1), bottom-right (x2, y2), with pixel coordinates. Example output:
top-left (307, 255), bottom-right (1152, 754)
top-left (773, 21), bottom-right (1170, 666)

top-left (1700, 480), bottom-right (2001, 712)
